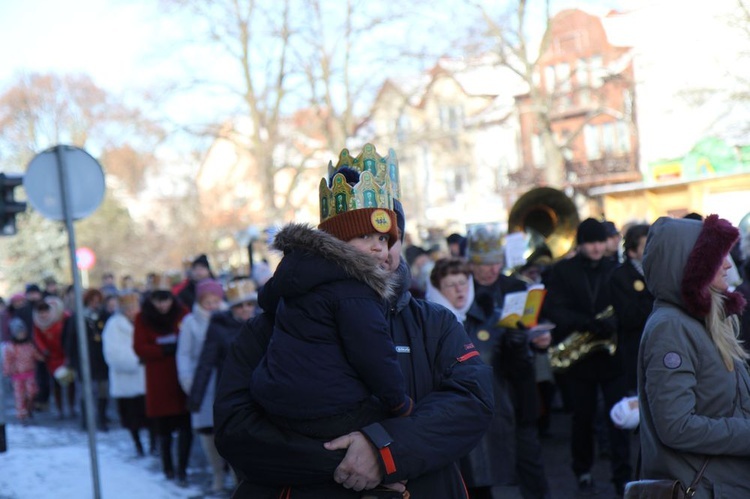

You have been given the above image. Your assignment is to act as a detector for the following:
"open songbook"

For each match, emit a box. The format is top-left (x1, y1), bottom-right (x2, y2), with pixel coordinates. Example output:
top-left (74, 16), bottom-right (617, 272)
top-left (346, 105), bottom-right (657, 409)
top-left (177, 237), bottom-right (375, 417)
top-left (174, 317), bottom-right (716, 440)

top-left (496, 285), bottom-right (547, 329)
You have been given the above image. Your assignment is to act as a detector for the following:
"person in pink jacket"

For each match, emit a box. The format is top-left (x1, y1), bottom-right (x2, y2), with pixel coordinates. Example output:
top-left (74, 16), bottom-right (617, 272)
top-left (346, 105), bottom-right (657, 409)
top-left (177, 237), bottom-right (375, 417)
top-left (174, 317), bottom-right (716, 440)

top-left (3, 318), bottom-right (44, 423)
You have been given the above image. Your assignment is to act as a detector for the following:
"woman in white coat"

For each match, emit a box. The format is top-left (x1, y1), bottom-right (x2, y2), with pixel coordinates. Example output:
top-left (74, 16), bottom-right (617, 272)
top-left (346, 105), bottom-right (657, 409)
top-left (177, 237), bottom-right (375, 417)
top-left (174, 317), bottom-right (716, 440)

top-left (176, 279), bottom-right (225, 493)
top-left (102, 293), bottom-right (155, 456)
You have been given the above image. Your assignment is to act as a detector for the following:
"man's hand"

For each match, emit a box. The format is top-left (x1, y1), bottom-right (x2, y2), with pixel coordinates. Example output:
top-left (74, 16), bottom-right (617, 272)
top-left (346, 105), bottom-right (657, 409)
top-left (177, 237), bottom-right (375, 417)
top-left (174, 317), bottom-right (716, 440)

top-left (324, 431), bottom-right (393, 492)
top-left (531, 331), bottom-right (552, 349)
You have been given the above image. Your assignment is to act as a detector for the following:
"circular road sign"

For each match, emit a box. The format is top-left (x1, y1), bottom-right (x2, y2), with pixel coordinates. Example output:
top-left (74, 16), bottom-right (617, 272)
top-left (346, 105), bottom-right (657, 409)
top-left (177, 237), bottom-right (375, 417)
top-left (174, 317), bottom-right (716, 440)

top-left (24, 145), bottom-right (105, 221)
top-left (76, 247), bottom-right (96, 271)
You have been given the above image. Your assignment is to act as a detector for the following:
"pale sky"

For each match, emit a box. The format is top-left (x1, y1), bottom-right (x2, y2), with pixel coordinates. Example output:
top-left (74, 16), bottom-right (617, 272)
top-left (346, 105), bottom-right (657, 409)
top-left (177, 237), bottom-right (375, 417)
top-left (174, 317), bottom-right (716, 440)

top-left (0, 0), bottom-right (175, 94)
top-left (9, 0), bottom-right (744, 171)
top-left (0, 0), bottom-right (624, 99)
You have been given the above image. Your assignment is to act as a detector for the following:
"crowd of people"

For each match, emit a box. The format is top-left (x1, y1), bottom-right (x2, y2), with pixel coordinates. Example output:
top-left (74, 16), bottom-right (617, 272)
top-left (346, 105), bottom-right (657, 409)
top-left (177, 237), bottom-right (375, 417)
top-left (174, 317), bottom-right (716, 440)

top-left (3, 143), bottom-right (750, 499)
top-left (1, 258), bottom-right (263, 496)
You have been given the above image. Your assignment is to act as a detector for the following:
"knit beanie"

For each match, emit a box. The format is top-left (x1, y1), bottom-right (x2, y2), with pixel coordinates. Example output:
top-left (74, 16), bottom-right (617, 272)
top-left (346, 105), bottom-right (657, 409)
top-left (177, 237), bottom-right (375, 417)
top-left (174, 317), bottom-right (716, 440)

top-left (9, 317), bottom-right (27, 340)
top-left (602, 221), bottom-right (619, 237)
top-left (576, 218), bottom-right (607, 244)
top-left (393, 199), bottom-right (406, 243)
top-left (192, 254), bottom-right (210, 270)
top-left (319, 207), bottom-right (398, 248)
top-left (196, 279), bottom-right (223, 301)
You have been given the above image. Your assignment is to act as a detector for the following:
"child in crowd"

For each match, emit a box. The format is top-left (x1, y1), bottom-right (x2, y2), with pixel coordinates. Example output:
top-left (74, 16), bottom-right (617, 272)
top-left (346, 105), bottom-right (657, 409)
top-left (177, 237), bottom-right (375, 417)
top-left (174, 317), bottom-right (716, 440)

top-left (3, 318), bottom-right (43, 423)
top-left (252, 146), bottom-right (413, 440)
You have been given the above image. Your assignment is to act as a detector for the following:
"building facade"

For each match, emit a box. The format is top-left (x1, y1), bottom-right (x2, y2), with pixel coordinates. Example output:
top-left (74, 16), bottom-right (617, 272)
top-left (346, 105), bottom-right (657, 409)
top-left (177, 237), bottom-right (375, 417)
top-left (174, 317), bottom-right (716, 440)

top-left (514, 8), bottom-right (640, 192)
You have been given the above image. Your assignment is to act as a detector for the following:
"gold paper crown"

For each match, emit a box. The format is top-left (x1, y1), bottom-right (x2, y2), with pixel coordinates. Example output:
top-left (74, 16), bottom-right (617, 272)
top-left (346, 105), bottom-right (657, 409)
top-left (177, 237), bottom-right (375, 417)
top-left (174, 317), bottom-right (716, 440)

top-left (151, 273), bottom-right (172, 292)
top-left (319, 143), bottom-right (401, 224)
top-left (118, 293), bottom-right (141, 309)
top-left (466, 222), bottom-right (505, 265)
top-left (226, 279), bottom-right (258, 306)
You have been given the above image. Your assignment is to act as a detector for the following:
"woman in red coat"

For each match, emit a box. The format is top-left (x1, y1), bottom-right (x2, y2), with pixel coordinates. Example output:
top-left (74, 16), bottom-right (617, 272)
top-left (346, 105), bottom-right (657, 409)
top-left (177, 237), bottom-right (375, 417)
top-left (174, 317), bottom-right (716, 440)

top-left (133, 278), bottom-right (191, 486)
top-left (33, 296), bottom-right (75, 419)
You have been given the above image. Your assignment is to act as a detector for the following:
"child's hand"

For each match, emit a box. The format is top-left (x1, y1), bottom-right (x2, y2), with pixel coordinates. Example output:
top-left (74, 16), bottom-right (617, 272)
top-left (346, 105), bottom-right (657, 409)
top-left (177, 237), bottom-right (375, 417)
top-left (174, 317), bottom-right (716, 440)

top-left (380, 480), bottom-right (407, 492)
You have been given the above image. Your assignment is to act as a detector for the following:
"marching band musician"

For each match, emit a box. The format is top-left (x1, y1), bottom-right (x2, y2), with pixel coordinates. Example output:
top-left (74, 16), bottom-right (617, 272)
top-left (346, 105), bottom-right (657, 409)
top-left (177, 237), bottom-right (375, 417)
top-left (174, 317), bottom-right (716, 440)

top-left (541, 218), bottom-right (631, 495)
top-left (610, 224), bottom-right (654, 396)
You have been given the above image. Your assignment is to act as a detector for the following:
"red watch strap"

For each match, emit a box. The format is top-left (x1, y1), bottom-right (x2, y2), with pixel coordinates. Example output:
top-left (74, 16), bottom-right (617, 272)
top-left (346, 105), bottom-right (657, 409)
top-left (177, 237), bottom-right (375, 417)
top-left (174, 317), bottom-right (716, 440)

top-left (380, 446), bottom-right (397, 475)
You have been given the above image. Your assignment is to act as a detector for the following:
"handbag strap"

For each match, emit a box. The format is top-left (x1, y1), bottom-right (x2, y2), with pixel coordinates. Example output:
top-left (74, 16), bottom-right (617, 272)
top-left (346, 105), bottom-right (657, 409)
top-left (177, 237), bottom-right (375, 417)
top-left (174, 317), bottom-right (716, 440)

top-left (684, 457), bottom-right (710, 497)
top-left (634, 367), bottom-right (744, 489)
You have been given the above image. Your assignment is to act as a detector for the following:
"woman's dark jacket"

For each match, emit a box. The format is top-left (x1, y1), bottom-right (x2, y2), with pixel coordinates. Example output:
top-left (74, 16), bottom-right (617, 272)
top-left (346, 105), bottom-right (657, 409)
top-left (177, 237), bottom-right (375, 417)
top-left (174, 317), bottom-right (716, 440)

top-left (64, 309), bottom-right (109, 381)
top-left (187, 309), bottom-right (245, 412)
top-left (251, 223), bottom-right (408, 418)
top-left (214, 257), bottom-right (494, 498)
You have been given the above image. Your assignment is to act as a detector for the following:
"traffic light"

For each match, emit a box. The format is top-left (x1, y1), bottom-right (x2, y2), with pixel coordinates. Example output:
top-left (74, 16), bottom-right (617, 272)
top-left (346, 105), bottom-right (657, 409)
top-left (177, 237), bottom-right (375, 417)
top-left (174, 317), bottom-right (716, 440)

top-left (0, 173), bottom-right (27, 236)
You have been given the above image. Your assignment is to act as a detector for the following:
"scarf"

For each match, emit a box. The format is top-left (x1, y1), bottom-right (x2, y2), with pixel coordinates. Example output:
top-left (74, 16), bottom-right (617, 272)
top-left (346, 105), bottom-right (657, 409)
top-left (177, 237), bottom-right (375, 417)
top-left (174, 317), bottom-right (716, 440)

top-left (424, 275), bottom-right (475, 323)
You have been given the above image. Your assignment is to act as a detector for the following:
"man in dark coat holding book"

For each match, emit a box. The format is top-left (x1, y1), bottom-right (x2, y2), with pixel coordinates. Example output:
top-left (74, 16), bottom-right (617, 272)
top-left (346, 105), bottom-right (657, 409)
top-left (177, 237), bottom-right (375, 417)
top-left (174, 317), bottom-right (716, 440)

top-left (462, 222), bottom-right (551, 499)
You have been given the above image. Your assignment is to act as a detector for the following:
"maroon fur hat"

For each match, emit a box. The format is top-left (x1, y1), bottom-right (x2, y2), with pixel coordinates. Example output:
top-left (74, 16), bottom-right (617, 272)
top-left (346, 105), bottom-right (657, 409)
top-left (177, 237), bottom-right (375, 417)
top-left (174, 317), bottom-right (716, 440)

top-left (681, 214), bottom-right (746, 317)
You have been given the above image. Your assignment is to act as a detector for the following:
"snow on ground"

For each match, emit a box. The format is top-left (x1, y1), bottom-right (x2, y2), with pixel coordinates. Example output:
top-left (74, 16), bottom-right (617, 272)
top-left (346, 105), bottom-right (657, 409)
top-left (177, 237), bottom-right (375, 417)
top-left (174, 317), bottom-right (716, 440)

top-left (0, 421), bottom-right (210, 499)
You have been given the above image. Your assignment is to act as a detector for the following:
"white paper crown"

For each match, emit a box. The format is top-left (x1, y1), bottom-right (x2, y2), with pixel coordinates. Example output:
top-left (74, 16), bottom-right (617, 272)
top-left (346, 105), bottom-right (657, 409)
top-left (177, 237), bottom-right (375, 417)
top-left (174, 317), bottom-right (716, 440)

top-left (466, 222), bottom-right (505, 265)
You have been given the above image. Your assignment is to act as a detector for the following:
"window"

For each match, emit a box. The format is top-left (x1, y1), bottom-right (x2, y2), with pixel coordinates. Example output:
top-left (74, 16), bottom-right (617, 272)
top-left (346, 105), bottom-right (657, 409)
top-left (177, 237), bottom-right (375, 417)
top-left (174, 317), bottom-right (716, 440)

top-left (557, 63), bottom-right (571, 92)
top-left (623, 89), bottom-right (633, 117)
top-left (579, 88), bottom-right (591, 106)
top-left (584, 124), bottom-right (600, 160)
top-left (590, 55), bottom-right (604, 88)
top-left (531, 134), bottom-right (545, 167)
top-left (396, 114), bottom-right (410, 143)
top-left (439, 105), bottom-right (463, 132)
top-left (616, 121), bottom-right (631, 154)
top-left (545, 66), bottom-right (555, 93)
top-left (454, 169), bottom-right (465, 195)
top-left (602, 123), bottom-right (615, 154)
top-left (576, 58), bottom-right (588, 88)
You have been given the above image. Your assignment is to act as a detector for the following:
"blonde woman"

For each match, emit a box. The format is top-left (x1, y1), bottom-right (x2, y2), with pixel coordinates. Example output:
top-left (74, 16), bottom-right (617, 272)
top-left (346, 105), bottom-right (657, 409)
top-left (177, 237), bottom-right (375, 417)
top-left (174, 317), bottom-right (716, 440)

top-left (638, 215), bottom-right (750, 497)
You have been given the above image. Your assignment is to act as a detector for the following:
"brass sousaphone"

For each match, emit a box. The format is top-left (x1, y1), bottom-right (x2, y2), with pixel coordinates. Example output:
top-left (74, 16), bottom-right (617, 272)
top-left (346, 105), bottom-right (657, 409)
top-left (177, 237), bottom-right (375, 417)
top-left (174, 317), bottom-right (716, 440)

top-left (507, 187), bottom-right (579, 261)
top-left (507, 188), bottom-right (617, 370)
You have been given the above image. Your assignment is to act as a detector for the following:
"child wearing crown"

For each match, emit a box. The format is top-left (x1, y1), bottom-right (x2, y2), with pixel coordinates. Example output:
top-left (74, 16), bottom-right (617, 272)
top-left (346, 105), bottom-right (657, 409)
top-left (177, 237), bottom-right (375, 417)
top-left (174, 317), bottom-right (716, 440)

top-left (251, 145), bottom-right (414, 442)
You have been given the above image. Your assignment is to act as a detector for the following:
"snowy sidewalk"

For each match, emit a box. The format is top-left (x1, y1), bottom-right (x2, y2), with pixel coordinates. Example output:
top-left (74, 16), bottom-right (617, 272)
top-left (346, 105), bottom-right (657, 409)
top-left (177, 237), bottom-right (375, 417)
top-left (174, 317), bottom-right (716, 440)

top-left (0, 421), bottom-right (216, 499)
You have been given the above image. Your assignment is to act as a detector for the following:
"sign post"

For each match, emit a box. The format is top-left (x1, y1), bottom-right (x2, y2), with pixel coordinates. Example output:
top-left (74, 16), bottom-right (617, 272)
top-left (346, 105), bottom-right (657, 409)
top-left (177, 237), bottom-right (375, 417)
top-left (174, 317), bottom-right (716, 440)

top-left (24, 145), bottom-right (105, 499)
top-left (0, 339), bottom-right (6, 452)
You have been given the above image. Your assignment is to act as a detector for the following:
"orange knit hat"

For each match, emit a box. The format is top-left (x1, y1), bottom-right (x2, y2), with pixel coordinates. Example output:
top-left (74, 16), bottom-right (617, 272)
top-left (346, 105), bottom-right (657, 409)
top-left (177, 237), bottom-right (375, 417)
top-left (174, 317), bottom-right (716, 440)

top-left (319, 207), bottom-right (398, 248)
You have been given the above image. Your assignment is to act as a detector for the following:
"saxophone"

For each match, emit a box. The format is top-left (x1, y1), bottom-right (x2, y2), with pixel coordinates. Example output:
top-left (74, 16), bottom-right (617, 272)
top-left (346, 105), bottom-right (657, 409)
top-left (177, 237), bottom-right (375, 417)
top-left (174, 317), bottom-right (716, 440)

top-left (548, 306), bottom-right (616, 372)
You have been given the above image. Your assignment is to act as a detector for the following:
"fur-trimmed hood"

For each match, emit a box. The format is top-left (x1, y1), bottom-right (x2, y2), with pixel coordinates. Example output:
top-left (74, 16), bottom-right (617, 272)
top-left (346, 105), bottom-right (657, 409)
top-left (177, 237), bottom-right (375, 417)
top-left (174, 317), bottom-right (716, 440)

top-left (265, 223), bottom-right (396, 302)
top-left (643, 215), bottom-right (745, 318)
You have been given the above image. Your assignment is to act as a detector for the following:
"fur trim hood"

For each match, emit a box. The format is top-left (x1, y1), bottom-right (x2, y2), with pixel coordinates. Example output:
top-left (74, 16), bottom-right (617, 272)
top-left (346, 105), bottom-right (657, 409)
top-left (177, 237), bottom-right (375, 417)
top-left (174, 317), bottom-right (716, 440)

top-left (643, 215), bottom-right (745, 318)
top-left (269, 223), bottom-right (396, 301)
top-left (32, 296), bottom-right (65, 330)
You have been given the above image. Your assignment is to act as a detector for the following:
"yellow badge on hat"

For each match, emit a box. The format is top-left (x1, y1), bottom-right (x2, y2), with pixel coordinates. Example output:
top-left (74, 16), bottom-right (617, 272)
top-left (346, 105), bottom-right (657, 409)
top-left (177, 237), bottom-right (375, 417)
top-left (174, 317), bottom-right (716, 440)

top-left (370, 209), bottom-right (392, 233)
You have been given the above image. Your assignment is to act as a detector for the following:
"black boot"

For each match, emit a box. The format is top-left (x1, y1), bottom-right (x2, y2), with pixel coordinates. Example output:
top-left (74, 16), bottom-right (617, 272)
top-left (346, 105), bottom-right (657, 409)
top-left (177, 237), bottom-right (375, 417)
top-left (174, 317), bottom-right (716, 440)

top-left (80, 400), bottom-right (87, 430)
top-left (96, 399), bottom-right (109, 432)
top-left (161, 432), bottom-right (174, 479)
top-left (176, 424), bottom-right (193, 487)
top-left (148, 424), bottom-right (158, 456)
top-left (131, 428), bottom-right (145, 457)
